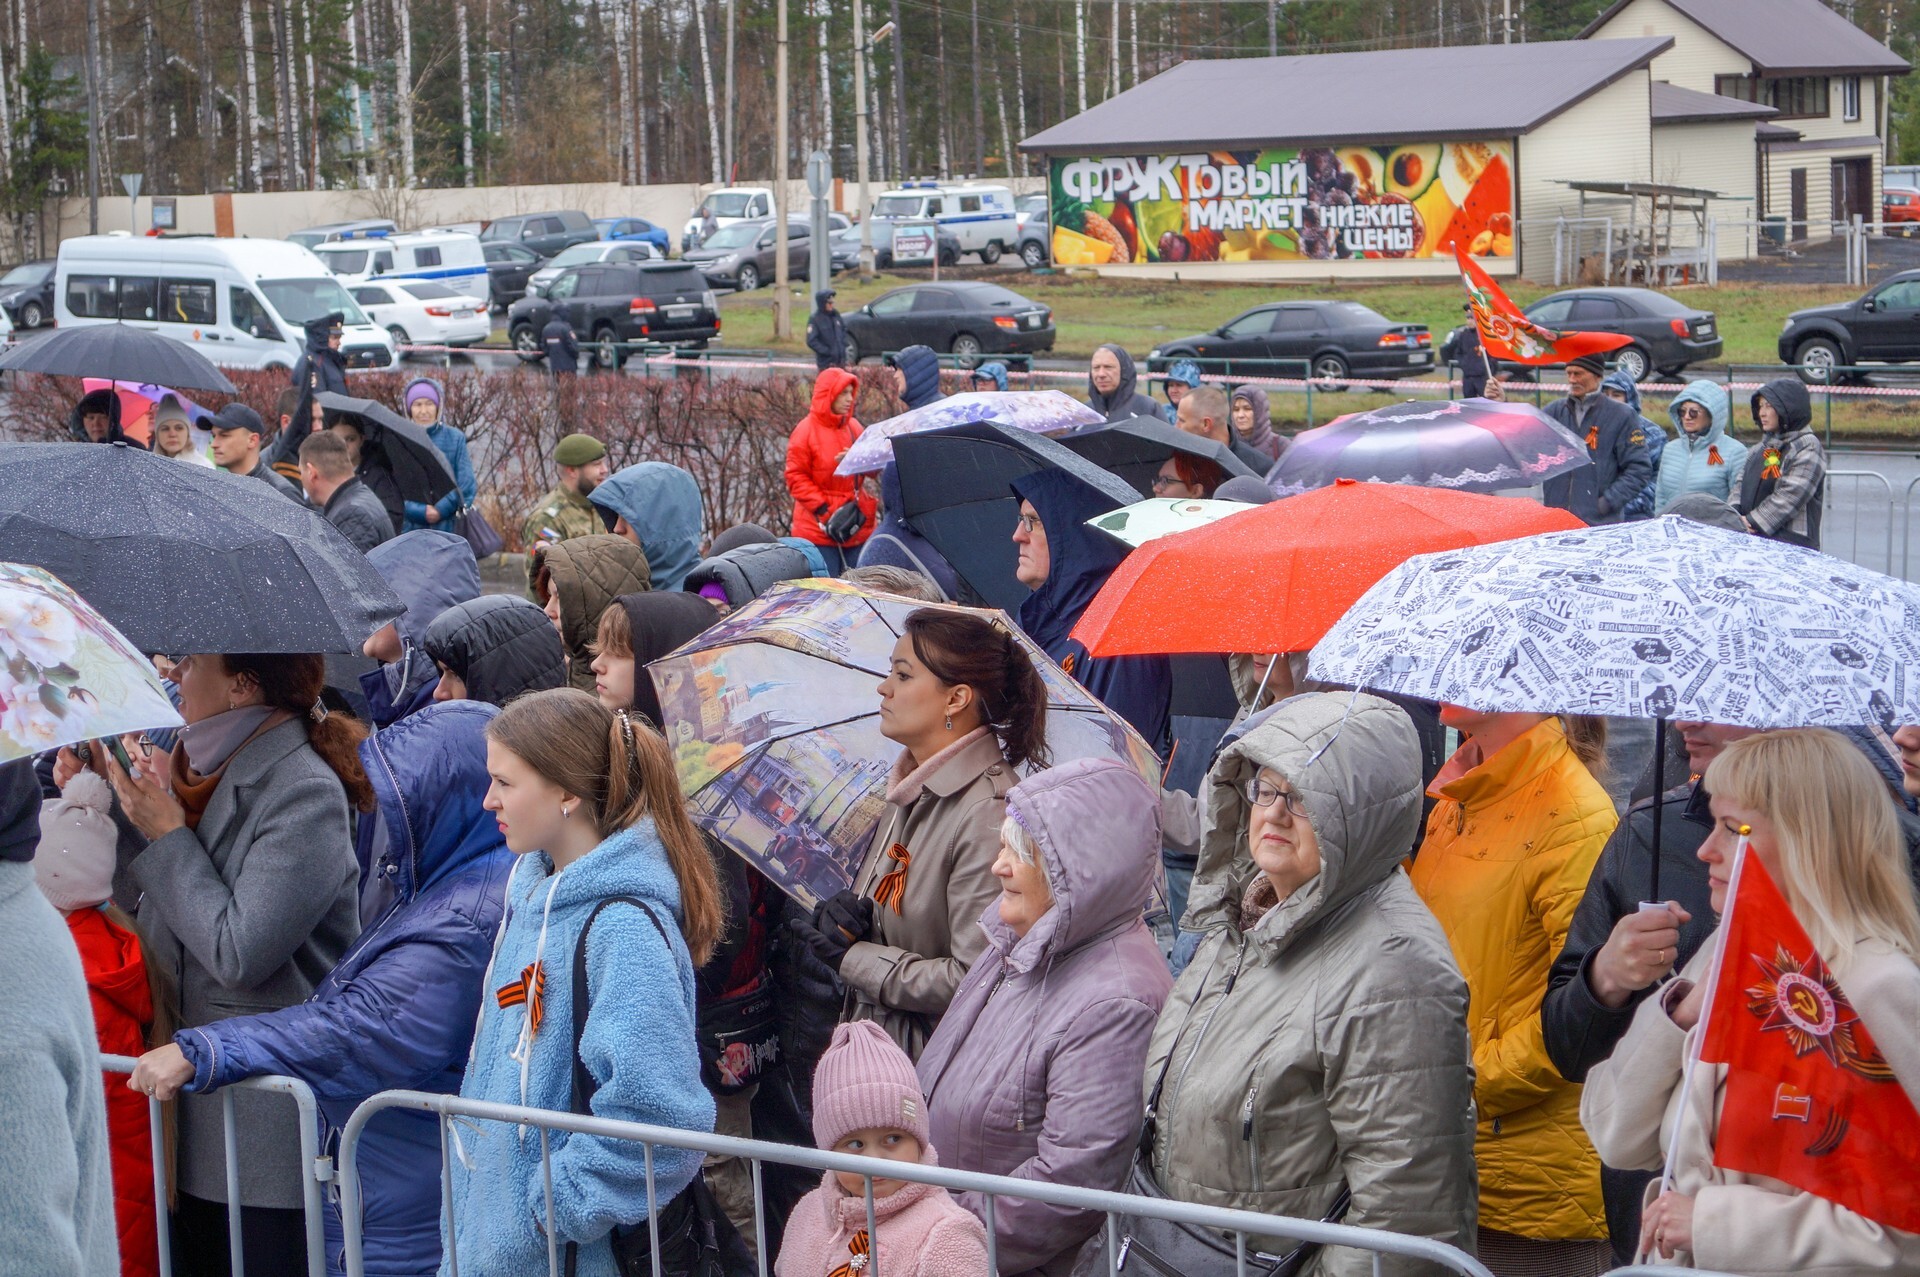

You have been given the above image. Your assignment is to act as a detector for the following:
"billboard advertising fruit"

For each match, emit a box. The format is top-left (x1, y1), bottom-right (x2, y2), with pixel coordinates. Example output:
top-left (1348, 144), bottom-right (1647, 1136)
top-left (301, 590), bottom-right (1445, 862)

top-left (1048, 142), bottom-right (1513, 265)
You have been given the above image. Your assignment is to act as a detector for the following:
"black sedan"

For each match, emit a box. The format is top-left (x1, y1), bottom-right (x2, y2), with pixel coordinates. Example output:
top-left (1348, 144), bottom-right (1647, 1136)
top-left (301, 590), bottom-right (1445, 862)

top-left (481, 242), bottom-right (544, 310)
top-left (1150, 300), bottom-right (1432, 383)
top-left (1481, 287), bottom-right (1720, 383)
top-left (0, 259), bottom-right (55, 328)
top-left (842, 282), bottom-right (1053, 366)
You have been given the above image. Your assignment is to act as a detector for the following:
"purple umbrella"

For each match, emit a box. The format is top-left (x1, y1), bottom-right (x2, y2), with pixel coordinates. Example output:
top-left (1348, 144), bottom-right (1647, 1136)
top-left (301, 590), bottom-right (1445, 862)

top-left (1267, 397), bottom-right (1591, 498)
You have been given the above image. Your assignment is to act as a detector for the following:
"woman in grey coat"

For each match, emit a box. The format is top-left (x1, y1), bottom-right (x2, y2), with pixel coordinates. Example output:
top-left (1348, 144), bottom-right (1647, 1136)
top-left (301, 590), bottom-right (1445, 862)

top-left (918, 759), bottom-right (1173, 1277)
top-left (1144, 692), bottom-right (1477, 1276)
top-left (64, 652), bottom-right (366, 1274)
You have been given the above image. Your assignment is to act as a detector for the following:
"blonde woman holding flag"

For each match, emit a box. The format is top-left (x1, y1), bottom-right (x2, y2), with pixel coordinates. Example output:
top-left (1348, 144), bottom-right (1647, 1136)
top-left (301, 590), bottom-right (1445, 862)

top-left (1581, 728), bottom-right (1920, 1272)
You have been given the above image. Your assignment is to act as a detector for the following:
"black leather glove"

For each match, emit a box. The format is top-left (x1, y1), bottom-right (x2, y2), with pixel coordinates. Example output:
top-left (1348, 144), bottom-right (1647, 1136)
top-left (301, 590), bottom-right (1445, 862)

top-left (816, 890), bottom-right (874, 947)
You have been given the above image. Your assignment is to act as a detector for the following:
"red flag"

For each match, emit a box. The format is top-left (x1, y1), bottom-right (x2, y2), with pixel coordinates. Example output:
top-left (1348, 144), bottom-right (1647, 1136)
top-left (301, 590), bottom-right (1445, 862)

top-left (1453, 241), bottom-right (1632, 366)
top-left (1697, 851), bottom-right (1920, 1232)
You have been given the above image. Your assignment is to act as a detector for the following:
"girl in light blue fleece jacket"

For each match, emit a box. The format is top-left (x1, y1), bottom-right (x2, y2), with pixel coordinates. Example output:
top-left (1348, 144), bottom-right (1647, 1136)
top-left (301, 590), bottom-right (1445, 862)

top-left (441, 689), bottom-right (724, 1277)
top-left (1654, 379), bottom-right (1748, 511)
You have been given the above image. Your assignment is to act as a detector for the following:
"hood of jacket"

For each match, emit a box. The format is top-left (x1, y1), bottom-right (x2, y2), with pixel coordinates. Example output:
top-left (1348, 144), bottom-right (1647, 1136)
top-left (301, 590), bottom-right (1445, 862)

top-left (1086, 343), bottom-right (1142, 418)
top-left (72, 906), bottom-right (151, 1024)
top-left (895, 345), bottom-right (944, 409)
top-left (1599, 370), bottom-right (1641, 415)
top-left (614, 591), bottom-right (716, 725)
top-left (1752, 376), bottom-right (1812, 434)
top-left (1668, 379), bottom-right (1730, 448)
top-left (368, 530), bottom-right (482, 650)
top-left (1230, 385), bottom-right (1277, 454)
top-left (986, 759), bottom-right (1159, 971)
top-left (813, 289), bottom-right (837, 310)
top-left (685, 542), bottom-right (812, 608)
top-left (1189, 692), bottom-right (1423, 960)
top-left (362, 700), bottom-right (510, 899)
top-left (971, 362), bottom-right (1009, 393)
top-left (590, 462), bottom-right (705, 592)
top-left (67, 389), bottom-right (126, 443)
top-left (421, 595), bottom-right (567, 708)
top-left (511, 818), bottom-right (684, 918)
top-left (542, 533), bottom-right (652, 660)
top-left (1010, 468), bottom-right (1129, 654)
top-left (303, 313), bottom-right (342, 354)
top-left (809, 365), bottom-right (862, 427)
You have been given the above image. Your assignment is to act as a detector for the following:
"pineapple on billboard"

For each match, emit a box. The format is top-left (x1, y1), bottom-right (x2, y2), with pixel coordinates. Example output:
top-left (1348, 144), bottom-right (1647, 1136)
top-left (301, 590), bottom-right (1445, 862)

top-left (1047, 142), bottom-right (1514, 265)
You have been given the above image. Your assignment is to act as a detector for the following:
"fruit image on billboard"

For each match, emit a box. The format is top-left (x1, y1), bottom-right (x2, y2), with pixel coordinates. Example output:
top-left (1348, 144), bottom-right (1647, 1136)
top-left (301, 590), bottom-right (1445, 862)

top-left (1048, 142), bottom-right (1514, 264)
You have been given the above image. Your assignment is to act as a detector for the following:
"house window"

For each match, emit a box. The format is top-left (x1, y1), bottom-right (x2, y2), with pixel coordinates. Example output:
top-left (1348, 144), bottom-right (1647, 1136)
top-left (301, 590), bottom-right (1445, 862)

top-left (1715, 74), bottom-right (1831, 120)
top-left (1843, 75), bottom-right (1862, 122)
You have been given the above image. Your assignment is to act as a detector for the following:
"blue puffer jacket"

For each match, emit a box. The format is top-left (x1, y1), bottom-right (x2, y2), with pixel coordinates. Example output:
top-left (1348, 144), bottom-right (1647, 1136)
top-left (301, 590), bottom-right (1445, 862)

top-left (895, 344), bottom-right (944, 409)
top-left (176, 702), bottom-right (512, 1277)
top-left (1655, 379), bottom-right (1748, 510)
top-left (441, 821), bottom-right (713, 1277)
top-left (1602, 371), bottom-right (1668, 520)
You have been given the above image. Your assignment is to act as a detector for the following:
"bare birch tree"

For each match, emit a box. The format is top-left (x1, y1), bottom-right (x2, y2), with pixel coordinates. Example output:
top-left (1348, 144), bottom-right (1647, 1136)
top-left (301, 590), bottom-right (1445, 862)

top-left (690, 0), bottom-right (722, 184)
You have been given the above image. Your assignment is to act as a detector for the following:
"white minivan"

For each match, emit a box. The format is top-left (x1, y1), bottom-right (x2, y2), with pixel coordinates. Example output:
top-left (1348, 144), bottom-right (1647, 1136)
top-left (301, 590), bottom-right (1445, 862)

top-left (55, 235), bottom-right (396, 371)
top-left (681, 187), bottom-right (776, 251)
top-left (867, 183), bottom-right (1019, 263)
top-left (312, 229), bottom-right (490, 304)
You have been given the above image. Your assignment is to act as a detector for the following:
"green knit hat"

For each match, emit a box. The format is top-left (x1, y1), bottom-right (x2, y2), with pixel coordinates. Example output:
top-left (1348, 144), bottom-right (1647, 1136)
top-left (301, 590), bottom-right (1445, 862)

top-left (553, 433), bottom-right (607, 466)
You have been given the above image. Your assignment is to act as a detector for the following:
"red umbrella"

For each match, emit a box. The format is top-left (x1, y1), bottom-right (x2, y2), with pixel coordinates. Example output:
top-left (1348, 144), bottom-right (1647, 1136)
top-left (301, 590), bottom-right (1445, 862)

top-left (1071, 479), bottom-right (1585, 657)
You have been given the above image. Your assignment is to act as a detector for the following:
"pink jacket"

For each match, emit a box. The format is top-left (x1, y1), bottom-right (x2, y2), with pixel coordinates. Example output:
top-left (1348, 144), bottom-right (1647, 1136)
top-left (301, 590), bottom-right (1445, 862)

top-left (775, 1168), bottom-right (989, 1277)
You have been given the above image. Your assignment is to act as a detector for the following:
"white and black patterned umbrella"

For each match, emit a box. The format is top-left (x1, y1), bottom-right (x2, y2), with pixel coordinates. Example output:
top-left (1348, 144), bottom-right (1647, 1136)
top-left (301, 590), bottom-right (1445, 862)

top-left (1310, 516), bottom-right (1920, 730)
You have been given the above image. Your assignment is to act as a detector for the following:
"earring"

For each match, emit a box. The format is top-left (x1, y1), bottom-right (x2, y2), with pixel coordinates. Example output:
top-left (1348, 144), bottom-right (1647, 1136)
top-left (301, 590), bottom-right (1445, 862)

top-left (945, 714), bottom-right (954, 731)
top-left (561, 804), bottom-right (571, 819)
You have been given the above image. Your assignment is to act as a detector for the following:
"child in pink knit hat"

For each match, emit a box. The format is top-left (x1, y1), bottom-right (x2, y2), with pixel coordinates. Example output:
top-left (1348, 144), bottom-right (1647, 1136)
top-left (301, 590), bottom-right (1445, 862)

top-left (775, 1020), bottom-right (988, 1277)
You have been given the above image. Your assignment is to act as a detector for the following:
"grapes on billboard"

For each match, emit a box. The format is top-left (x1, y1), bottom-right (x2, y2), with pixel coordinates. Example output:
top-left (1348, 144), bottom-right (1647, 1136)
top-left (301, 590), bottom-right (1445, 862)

top-left (1047, 142), bottom-right (1514, 265)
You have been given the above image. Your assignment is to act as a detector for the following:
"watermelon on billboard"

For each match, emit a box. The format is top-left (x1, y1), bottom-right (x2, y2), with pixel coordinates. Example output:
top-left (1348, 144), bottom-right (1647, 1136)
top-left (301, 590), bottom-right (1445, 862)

top-left (1047, 142), bottom-right (1514, 265)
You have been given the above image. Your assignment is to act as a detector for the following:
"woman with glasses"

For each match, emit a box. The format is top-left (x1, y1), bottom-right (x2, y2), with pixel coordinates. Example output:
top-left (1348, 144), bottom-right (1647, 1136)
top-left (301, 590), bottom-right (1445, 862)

top-left (1150, 453), bottom-right (1228, 500)
top-left (1654, 380), bottom-right (1746, 511)
top-left (1137, 692), bottom-right (1477, 1267)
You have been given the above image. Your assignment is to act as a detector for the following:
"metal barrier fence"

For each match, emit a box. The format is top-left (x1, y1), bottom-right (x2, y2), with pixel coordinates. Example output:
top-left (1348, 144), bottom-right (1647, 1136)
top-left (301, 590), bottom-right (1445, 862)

top-left (339, 1088), bottom-right (1495, 1277)
top-left (1822, 469), bottom-right (1898, 577)
top-left (100, 1053), bottom-right (330, 1277)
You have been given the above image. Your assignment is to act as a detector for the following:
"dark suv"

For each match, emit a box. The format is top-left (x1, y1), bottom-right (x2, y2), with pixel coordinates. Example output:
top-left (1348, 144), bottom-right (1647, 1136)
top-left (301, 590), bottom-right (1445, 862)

top-left (481, 210), bottom-right (598, 259)
top-left (507, 262), bottom-right (720, 366)
top-left (1779, 270), bottom-right (1920, 383)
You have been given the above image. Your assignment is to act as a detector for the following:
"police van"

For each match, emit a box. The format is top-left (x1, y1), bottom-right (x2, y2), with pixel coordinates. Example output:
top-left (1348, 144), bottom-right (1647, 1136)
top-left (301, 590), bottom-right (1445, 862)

top-left (866, 183), bottom-right (1019, 263)
top-left (55, 235), bottom-right (397, 371)
top-left (312, 229), bottom-right (490, 303)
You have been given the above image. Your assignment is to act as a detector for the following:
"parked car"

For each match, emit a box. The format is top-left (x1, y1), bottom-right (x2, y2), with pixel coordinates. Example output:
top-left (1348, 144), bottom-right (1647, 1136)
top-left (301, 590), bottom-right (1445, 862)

top-left (682, 217), bottom-right (812, 291)
top-left (481, 241), bottom-right (544, 309)
top-left (830, 223), bottom-right (961, 271)
top-left (286, 219), bottom-right (398, 251)
top-left (1481, 287), bottom-right (1719, 382)
top-left (0, 259), bottom-right (56, 328)
top-left (312, 229), bottom-right (490, 303)
top-left (1884, 188), bottom-right (1920, 233)
top-left (1150, 300), bottom-right (1432, 383)
top-left (682, 187), bottom-right (777, 251)
top-left (1778, 269), bottom-right (1920, 383)
top-left (594, 216), bottom-right (673, 257)
top-left (1014, 193), bottom-right (1050, 268)
top-left (347, 279), bottom-right (492, 353)
top-left (506, 261), bottom-right (720, 367)
top-left (480, 210), bottom-right (599, 259)
top-left (527, 240), bottom-right (660, 297)
top-left (841, 281), bottom-right (1053, 366)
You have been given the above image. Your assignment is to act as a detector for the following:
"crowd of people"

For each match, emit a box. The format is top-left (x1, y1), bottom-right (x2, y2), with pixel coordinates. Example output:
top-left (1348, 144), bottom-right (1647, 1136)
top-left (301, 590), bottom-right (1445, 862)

top-left (8, 326), bottom-right (1912, 1277)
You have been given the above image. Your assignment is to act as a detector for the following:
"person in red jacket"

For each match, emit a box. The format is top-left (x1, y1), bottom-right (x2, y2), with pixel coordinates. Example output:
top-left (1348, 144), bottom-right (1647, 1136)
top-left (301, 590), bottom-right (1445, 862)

top-left (785, 366), bottom-right (878, 575)
top-left (36, 769), bottom-right (159, 1277)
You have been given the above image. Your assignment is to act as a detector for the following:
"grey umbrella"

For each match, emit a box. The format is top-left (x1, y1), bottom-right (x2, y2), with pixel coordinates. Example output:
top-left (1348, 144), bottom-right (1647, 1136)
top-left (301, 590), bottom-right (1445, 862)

top-left (315, 392), bottom-right (458, 507)
top-left (1060, 415), bottom-right (1257, 497)
top-left (0, 324), bottom-right (238, 394)
top-left (0, 442), bottom-right (404, 654)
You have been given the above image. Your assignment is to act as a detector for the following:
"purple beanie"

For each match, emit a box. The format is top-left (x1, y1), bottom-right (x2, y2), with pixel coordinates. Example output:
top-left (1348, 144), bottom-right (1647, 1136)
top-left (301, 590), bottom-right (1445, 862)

top-left (403, 378), bottom-right (443, 412)
top-left (811, 1020), bottom-right (931, 1151)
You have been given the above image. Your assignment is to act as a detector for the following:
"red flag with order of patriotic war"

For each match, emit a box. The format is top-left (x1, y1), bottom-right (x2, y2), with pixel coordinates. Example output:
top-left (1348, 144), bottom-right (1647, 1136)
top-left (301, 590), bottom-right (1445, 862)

top-left (1697, 852), bottom-right (1920, 1233)
top-left (1453, 241), bottom-right (1632, 367)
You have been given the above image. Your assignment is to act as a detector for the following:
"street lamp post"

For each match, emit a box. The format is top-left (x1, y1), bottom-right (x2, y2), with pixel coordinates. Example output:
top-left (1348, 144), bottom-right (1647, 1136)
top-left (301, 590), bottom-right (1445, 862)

top-left (773, 0), bottom-right (791, 341)
top-left (856, 17), bottom-right (896, 281)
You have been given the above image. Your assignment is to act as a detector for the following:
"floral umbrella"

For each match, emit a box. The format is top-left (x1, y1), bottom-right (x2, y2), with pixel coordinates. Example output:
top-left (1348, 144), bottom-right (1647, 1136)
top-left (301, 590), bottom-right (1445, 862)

top-left (647, 578), bottom-right (1159, 909)
top-left (1265, 397), bottom-right (1591, 498)
top-left (836, 390), bottom-right (1106, 475)
top-left (0, 563), bottom-right (183, 762)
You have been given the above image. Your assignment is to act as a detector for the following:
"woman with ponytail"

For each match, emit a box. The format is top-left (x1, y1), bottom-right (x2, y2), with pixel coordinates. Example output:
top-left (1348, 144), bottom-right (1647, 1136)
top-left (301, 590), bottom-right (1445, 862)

top-left (442, 688), bottom-right (721, 1277)
top-left (789, 609), bottom-right (1048, 1057)
top-left (55, 652), bottom-right (366, 1274)
top-left (1410, 706), bottom-right (1619, 1270)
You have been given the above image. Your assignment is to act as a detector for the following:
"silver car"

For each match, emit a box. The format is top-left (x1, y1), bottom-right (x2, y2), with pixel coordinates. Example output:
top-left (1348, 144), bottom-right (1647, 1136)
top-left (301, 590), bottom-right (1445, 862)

top-left (526, 240), bottom-right (660, 297)
top-left (681, 217), bottom-right (816, 291)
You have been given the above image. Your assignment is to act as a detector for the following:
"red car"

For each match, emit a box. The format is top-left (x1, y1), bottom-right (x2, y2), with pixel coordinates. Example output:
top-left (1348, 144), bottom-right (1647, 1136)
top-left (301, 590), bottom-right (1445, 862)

top-left (1884, 187), bottom-right (1920, 231)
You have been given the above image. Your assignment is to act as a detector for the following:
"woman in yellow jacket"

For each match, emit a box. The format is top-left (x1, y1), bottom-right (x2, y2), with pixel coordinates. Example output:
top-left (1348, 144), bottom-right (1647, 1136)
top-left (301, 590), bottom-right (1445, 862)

top-left (1411, 708), bottom-right (1618, 1276)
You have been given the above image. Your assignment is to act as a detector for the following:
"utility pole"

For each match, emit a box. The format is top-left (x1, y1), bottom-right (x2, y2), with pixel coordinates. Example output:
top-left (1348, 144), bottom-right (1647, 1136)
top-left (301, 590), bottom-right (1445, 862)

top-left (723, 0), bottom-right (735, 181)
top-left (888, 0), bottom-right (907, 179)
top-left (774, 0), bottom-right (791, 340)
top-left (84, 0), bottom-right (102, 232)
top-left (1502, 0), bottom-right (1512, 43)
top-left (856, 11), bottom-right (895, 279)
top-left (1268, 0), bottom-right (1277, 55)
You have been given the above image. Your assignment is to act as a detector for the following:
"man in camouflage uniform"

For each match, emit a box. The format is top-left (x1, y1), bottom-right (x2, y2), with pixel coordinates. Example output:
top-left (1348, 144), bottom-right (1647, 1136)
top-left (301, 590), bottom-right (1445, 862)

top-left (522, 433), bottom-right (610, 587)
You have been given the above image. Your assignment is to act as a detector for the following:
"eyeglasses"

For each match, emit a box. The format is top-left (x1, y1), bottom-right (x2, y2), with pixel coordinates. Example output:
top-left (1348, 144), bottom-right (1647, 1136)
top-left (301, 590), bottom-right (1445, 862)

top-left (1015, 513), bottom-right (1044, 534)
top-left (1150, 473), bottom-right (1182, 492)
top-left (1677, 404), bottom-right (1709, 418)
top-left (1241, 777), bottom-right (1308, 818)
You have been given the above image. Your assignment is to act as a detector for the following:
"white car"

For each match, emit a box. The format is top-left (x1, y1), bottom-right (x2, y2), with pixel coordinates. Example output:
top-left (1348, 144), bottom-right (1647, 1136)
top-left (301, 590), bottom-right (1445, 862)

top-left (347, 279), bottom-right (492, 352)
top-left (527, 241), bottom-right (660, 298)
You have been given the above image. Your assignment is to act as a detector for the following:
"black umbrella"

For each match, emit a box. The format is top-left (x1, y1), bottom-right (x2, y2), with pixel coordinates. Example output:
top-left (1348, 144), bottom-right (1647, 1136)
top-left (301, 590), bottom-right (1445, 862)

top-left (0, 324), bottom-right (238, 394)
top-left (1060, 415), bottom-right (1256, 497)
top-left (0, 442), bottom-right (404, 654)
top-left (315, 392), bottom-right (458, 507)
top-left (892, 421), bottom-right (1139, 614)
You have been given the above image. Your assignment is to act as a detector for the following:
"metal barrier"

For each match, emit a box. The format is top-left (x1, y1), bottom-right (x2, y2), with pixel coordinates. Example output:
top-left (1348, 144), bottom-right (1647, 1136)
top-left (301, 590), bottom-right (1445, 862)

top-left (1821, 469), bottom-right (1897, 576)
top-left (100, 1053), bottom-right (330, 1277)
top-left (339, 1088), bottom-right (1494, 1277)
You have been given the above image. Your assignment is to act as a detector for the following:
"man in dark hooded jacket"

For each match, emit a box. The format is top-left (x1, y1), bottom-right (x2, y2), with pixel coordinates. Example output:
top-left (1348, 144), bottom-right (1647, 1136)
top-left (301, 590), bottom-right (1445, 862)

top-left (1086, 343), bottom-right (1161, 422)
top-left (1009, 468), bottom-right (1171, 753)
top-left (422, 595), bottom-right (567, 707)
top-left (543, 304), bottom-right (581, 376)
top-left (69, 388), bottom-right (132, 444)
top-left (891, 344), bottom-right (943, 410)
top-left (359, 530), bottom-right (483, 726)
top-left (805, 289), bottom-right (848, 370)
top-left (1541, 352), bottom-right (1652, 525)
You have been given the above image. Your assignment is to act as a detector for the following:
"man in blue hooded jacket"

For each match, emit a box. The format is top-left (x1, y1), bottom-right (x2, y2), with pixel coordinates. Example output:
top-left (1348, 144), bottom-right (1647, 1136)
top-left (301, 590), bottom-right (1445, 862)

top-left (589, 461), bottom-right (706, 592)
top-left (1009, 468), bottom-right (1171, 754)
top-left (890, 343), bottom-right (943, 410)
top-left (1600, 369), bottom-right (1666, 520)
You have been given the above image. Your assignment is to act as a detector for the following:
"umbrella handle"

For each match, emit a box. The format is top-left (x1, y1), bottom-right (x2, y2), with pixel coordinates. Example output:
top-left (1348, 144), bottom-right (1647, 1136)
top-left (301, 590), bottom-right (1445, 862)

top-left (1642, 716), bottom-right (1668, 905)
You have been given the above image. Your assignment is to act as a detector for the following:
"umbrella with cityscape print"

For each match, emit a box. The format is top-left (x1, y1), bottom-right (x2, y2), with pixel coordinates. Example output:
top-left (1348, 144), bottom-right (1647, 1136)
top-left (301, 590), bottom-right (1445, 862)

top-left (647, 577), bottom-right (1161, 910)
